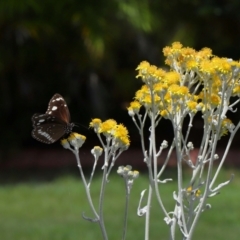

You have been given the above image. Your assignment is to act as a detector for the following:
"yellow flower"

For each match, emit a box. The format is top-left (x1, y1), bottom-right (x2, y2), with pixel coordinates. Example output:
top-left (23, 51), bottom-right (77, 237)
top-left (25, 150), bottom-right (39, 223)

top-left (113, 124), bottom-right (130, 147)
top-left (160, 109), bottom-right (169, 118)
top-left (195, 189), bottom-right (201, 197)
top-left (145, 65), bottom-right (162, 84)
top-left (220, 118), bottom-right (233, 136)
top-left (232, 85), bottom-right (240, 96)
top-left (129, 101), bottom-right (141, 109)
top-left (68, 132), bottom-right (86, 149)
top-left (199, 60), bottom-right (215, 74)
top-left (187, 101), bottom-right (198, 113)
top-left (222, 118), bottom-right (232, 126)
top-left (162, 42), bottom-right (183, 64)
top-left (208, 116), bottom-right (232, 137)
top-left (212, 57), bottom-right (232, 74)
top-left (61, 138), bottom-right (70, 149)
top-left (68, 132), bottom-right (86, 141)
top-left (210, 94), bottom-right (221, 107)
top-left (192, 94), bottom-right (199, 101)
top-left (118, 135), bottom-right (130, 147)
top-left (142, 94), bottom-right (160, 108)
top-left (186, 186), bottom-right (193, 193)
top-left (168, 84), bottom-right (189, 97)
top-left (136, 61), bottom-right (150, 72)
top-left (197, 91), bottom-right (204, 101)
top-left (163, 71), bottom-right (180, 85)
top-left (164, 92), bottom-right (171, 103)
top-left (186, 59), bottom-right (198, 70)
top-left (89, 118), bottom-right (102, 128)
top-left (231, 60), bottom-right (240, 67)
top-left (135, 85), bottom-right (149, 101)
top-left (154, 68), bottom-right (166, 80)
top-left (186, 186), bottom-right (201, 197)
top-left (181, 47), bottom-right (196, 59)
top-left (136, 61), bottom-right (160, 84)
top-left (114, 124), bottom-right (129, 137)
top-left (99, 119), bottom-right (117, 134)
top-left (171, 42), bottom-right (183, 51)
top-left (91, 146), bottom-right (103, 158)
top-left (153, 82), bottom-right (168, 94)
top-left (128, 170), bottom-right (139, 179)
top-left (198, 91), bottom-right (221, 109)
top-left (127, 101), bottom-right (141, 116)
top-left (196, 47), bottom-right (212, 59)
top-left (212, 75), bottom-right (222, 90)
top-left (162, 46), bottom-right (172, 57)
top-left (147, 65), bottom-right (158, 75)
top-left (142, 94), bottom-right (151, 105)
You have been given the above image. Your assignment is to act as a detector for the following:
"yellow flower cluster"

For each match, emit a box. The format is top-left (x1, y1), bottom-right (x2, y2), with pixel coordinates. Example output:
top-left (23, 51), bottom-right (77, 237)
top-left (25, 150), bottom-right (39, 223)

top-left (232, 83), bottom-right (240, 97)
top-left (207, 116), bottom-right (233, 137)
top-left (61, 132), bottom-right (86, 149)
top-left (117, 165), bottom-right (139, 179)
top-left (186, 186), bottom-right (201, 198)
top-left (90, 118), bottom-right (130, 147)
top-left (132, 62), bottom-right (195, 118)
top-left (129, 42), bottom-right (240, 120)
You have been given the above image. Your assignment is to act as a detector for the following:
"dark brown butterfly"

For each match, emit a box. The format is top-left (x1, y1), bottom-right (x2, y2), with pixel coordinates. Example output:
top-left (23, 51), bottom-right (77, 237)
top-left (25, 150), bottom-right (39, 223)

top-left (31, 93), bottom-right (74, 144)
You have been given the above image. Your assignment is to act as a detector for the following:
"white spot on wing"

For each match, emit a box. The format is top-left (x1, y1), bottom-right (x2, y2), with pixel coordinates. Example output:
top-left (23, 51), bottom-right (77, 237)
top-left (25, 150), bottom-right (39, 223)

top-left (37, 129), bottom-right (54, 141)
top-left (52, 106), bottom-right (58, 111)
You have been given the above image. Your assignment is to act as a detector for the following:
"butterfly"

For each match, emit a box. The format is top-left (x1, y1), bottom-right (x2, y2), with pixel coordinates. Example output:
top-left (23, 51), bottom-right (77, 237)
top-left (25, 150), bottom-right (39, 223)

top-left (31, 93), bottom-right (74, 144)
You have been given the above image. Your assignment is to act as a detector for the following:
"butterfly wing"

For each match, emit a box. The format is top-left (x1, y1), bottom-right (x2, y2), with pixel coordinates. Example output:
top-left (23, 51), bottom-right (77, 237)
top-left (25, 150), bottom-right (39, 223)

top-left (46, 93), bottom-right (71, 124)
top-left (32, 113), bottom-right (58, 127)
top-left (31, 93), bottom-right (73, 144)
top-left (31, 123), bottom-right (67, 144)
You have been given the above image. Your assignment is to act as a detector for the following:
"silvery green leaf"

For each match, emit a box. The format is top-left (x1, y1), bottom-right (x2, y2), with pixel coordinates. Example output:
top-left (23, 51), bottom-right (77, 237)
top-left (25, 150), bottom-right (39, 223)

top-left (173, 191), bottom-right (180, 205)
top-left (137, 189), bottom-right (147, 216)
top-left (82, 212), bottom-right (99, 222)
top-left (164, 216), bottom-right (173, 225)
top-left (211, 174), bottom-right (234, 192)
top-left (158, 178), bottom-right (173, 183)
top-left (208, 191), bottom-right (219, 197)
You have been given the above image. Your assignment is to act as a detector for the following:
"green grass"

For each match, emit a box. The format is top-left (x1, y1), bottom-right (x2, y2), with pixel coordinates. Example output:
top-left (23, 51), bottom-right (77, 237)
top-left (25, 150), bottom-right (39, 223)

top-left (0, 168), bottom-right (240, 240)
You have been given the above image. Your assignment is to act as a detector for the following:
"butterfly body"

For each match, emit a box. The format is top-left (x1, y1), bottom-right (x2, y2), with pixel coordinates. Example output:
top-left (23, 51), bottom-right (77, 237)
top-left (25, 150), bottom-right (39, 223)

top-left (32, 93), bottom-right (74, 144)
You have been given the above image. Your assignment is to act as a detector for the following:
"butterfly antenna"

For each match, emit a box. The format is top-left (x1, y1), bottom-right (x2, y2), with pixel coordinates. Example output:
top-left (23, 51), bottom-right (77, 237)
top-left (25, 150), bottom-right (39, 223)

top-left (74, 122), bottom-right (89, 130)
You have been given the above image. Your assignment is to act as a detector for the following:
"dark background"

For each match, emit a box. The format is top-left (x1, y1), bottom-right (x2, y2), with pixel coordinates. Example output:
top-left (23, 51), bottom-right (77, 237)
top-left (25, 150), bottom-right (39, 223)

top-left (1, 0), bottom-right (240, 175)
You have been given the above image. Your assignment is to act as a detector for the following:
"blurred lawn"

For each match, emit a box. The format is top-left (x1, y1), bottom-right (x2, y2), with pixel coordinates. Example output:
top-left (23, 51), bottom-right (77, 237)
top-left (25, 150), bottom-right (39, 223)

top-left (0, 168), bottom-right (240, 240)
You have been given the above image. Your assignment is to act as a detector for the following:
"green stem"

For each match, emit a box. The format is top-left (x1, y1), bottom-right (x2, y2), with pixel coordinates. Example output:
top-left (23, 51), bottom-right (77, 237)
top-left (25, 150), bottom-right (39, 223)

top-left (98, 150), bottom-right (109, 240)
top-left (174, 127), bottom-right (188, 236)
top-left (187, 133), bottom-right (218, 239)
top-left (73, 150), bottom-right (99, 219)
top-left (122, 179), bottom-right (130, 240)
top-left (210, 121), bottom-right (240, 187)
top-left (145, 184), bottom-right (152, 240)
